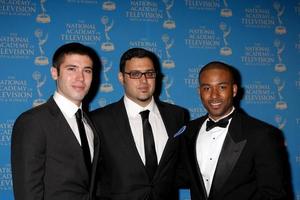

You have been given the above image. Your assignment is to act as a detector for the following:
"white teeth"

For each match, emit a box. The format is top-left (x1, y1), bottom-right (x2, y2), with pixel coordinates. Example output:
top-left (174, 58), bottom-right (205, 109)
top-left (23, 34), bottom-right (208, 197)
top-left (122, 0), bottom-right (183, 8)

top-left (211, 102), bottom-right (221, 106)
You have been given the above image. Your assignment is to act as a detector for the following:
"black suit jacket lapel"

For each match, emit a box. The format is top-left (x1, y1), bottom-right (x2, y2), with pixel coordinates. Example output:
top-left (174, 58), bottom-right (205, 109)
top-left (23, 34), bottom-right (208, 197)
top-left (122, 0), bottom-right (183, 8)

top-left (46, 97), bottom-right (90, 183)
top-left (83, 111), bottom-right (100, 193)
top-left (114, 99), bottom-right (146, 169)
top-left (187, 117), bottom-right (208, 199)
top-left (154, 101), bottom-right (185, 169)
top-left (153, 101), bottom-right (173, 174)
top-left (146, 100), bottom-right (185, 181)
top-left (210, 111), bottom-right (247, 196)
top-left (156, 101), bottom-right (173, 138)
top-left (47, 97), bottom-right (82, 148)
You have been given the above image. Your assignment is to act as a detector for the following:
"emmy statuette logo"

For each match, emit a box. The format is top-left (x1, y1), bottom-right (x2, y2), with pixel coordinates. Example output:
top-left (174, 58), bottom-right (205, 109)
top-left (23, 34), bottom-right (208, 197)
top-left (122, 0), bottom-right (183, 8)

top-left (32, 71), bottom-right (46, 107)
top-left (219, 22), bottom-right (232, 56)
top-left (102, 1), bottom-right (116, 11)
top-left (162, 0), bottom-right (176, 29)
top-left (101, 16), bottom-right (115, 52)
top-left (220, 0), bottom-right (232, 17)
top-left (273, 77), bottom-right (287, 110)
top-left (162, 34), bottom-right (175, 69)
top-left (273, 1), bottom-right (287, 35)
top-left (36, 0), bottom-right (51, 23)
top-left (274, 39), bottom-right (287, 72)
top-left (163, 76), bottom-right (174, 104)
top-left (34, 29), bottom-right (49, 66)
top-left (99, 58), bottom-right (114, 93)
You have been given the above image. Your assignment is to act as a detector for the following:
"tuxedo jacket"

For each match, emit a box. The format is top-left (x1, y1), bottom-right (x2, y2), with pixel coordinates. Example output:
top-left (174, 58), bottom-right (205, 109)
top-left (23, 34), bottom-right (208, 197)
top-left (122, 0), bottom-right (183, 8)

top-left (181, 110), bottom-right (286, 200)
top-left (11, 97), bottom-right (100, 200)
top-left (90, 98), bottom-right (189, 200)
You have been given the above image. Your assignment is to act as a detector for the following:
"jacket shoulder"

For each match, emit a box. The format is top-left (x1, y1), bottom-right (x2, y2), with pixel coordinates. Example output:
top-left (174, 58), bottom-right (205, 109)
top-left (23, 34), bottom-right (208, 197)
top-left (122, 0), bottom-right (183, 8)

top-left (156, 100), bottom-right (190, 118)
top-left (15, 101), bottom-right (52, 122)
top-left (157, 100), bottom-right (187, 111)
top-left (91, 101), bottom-right (120, 115)
top-left (237, 111), bottom-right (276, 130)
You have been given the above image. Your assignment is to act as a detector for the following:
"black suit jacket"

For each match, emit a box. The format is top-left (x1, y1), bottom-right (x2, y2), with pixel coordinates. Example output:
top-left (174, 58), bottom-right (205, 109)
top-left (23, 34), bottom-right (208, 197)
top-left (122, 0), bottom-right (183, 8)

top-left (181, 110), bottom-right (286, 200)
top-left (91, 98), bottom-right (189, 200)
top-left (11, 97), bottom-right (100, 200)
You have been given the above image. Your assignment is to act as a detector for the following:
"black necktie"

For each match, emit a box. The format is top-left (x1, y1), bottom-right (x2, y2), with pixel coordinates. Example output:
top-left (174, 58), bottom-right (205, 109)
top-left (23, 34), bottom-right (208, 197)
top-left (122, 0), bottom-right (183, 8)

top-left (75, 109), bottom-right (91, 174)
top-left (140, 110), bottom-right (157, 180)
top-left (206, 112), bottom-right (234, 131)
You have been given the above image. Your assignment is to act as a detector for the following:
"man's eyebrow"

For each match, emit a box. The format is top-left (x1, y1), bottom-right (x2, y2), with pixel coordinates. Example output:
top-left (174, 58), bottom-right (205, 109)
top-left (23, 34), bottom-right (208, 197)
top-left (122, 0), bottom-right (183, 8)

top-left (65, 64), bottom-right (77, 67)
top-left (218, 81), bottom-right (230, 85)
top-left (200, 83), bottom-right (210, 86)
top-left (64, 64), bottom-right (93, 69)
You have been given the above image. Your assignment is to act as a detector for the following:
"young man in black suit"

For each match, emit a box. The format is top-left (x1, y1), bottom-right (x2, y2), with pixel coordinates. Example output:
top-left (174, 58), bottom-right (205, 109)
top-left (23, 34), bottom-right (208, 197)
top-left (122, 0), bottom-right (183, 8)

top-left (91, 48), bottom-right (189, 200)
top-left (181, 61), bottom-right (287, 200)
top-left (11, 43), bottom-right (100, 200)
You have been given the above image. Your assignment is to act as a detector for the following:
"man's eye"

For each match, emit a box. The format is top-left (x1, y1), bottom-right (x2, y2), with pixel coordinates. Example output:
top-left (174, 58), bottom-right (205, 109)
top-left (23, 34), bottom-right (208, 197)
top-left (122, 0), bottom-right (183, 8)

top-left (146, 72), bottom-right (154, 76)
top-left (220, 85), bottom-right (227, 90)
top-left (131, 71), bottom-right (141, 77)
top-left (84, 69), bottom-right (93, 74)
top-left (202, 86), bottom-right (209, 90)
top-left (67, 67), bottom-right (76, 71)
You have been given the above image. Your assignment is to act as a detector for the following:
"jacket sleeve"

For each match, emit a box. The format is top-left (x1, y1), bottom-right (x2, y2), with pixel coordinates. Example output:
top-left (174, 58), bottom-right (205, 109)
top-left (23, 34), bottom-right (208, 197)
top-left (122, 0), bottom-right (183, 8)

top-left (252, 126), bottom-right (287, 200)
top-left (11, 112), bottom-right (46, 200)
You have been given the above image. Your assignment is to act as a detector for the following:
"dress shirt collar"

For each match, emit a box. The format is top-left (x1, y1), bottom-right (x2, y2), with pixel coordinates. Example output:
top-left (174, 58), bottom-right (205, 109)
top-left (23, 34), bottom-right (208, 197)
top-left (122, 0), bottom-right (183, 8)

top-left (53, 91), bottom-right (82, 118)
top-left (123, 95), bottom-right (156, 118)
top-left (208, 107), bottom-right (235, 122)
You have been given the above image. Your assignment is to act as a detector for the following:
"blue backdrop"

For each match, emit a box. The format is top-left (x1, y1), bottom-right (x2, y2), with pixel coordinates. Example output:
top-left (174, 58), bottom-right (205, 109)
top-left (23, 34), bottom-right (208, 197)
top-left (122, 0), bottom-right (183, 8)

top-left (1, 1), bottom-right (299, 199)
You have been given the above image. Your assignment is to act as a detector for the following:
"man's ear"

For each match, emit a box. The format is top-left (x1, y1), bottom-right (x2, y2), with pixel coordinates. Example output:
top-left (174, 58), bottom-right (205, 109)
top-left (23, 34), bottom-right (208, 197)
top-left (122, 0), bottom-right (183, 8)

top-left (233, 84), bottom-right (238, 97)
top-left (118, 72), bottom-right (124, 85)
top-left (50, 67), bottom-right (58, 80)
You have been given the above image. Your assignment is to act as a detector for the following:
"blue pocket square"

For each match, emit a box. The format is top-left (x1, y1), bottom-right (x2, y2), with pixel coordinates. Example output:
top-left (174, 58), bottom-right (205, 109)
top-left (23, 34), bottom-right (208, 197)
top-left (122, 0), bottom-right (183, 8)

top-left (173, 125), bottom-right (186, 138)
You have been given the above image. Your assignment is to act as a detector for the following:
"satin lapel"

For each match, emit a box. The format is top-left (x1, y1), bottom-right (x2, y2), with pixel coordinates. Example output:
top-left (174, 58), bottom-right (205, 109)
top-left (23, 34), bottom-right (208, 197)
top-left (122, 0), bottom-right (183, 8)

top-left (113, 100), bottom-right (146, 169)
top-left (210, 114), bottom-right (247, 195)
top-left (187, 117), bottom-right (208, 199)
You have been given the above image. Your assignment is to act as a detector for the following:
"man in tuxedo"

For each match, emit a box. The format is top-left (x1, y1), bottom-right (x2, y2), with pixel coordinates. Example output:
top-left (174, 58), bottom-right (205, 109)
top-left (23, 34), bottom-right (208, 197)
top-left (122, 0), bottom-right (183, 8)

top-left (91, 48), bottom-right (189, 200)
top-left (11, 42), bottom-right (100, 200)
top-left (181, 61), bottom-right (286, 199)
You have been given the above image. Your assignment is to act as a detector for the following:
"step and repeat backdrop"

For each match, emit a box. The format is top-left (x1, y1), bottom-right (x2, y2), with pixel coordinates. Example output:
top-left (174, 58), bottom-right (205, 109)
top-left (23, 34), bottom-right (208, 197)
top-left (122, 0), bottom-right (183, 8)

top-left (1, 0), bottom-right (300, 199)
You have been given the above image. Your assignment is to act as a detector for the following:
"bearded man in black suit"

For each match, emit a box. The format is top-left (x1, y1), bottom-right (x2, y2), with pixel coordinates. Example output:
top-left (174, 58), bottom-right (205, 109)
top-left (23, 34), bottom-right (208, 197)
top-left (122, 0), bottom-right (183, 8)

top-left (91, 48), bottom-right (189, 200)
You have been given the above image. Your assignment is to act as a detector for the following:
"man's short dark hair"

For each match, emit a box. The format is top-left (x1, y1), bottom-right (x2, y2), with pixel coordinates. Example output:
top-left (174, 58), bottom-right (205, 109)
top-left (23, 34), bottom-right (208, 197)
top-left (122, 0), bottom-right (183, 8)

top-left (119, 48), bottom-right (159, 73)
top-left (198, 61), bottom-right (236, 84)
top-left (52, 42), bottom-right (96, 71)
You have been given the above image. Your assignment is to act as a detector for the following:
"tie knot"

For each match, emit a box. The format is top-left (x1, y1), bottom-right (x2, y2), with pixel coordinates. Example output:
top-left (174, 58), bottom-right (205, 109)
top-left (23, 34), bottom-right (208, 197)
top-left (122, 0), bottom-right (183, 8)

top-left (206, 112), bottom-right (234, 132)
top-left (75, 109), bottom-right (83, 120)
top-left (140, 110), bottom-right (150, 120)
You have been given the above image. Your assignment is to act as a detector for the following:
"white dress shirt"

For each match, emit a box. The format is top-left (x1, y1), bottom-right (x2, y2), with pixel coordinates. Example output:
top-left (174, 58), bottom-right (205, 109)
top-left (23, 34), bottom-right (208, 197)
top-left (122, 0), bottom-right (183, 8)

top-left (124, 95), bottom-right (168, 165)
top-left (196, 108), bottom-right (235, 195)
top-left (53, 91), bottom-right (94, 161)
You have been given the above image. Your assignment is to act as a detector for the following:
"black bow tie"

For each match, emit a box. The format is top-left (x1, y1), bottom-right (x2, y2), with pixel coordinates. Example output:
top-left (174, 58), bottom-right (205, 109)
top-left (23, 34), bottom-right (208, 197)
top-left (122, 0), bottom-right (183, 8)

top-left (206, 113), bottom-right (234, 131)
